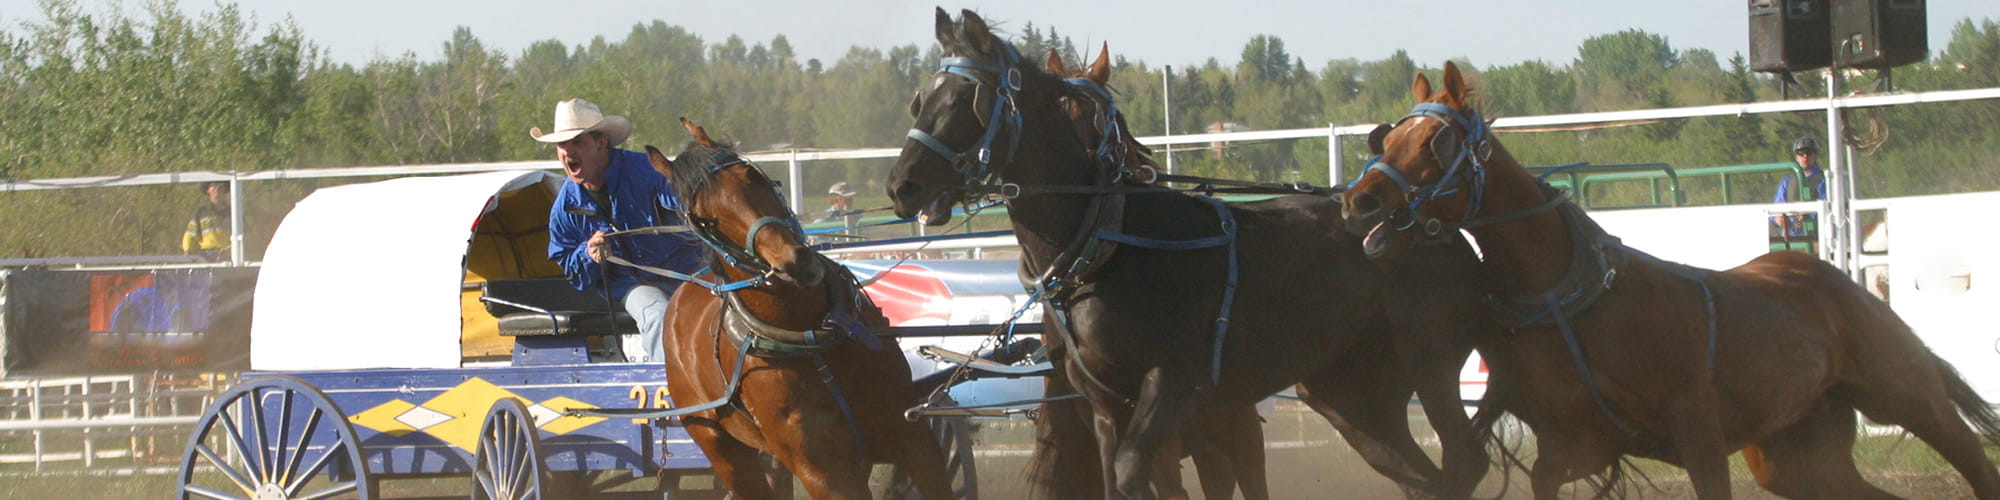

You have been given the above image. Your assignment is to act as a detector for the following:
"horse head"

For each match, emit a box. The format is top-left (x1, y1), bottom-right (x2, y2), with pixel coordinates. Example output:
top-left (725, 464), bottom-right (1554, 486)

top-left (1341, 61), bottom-right (1497, 260)
top-left (648, 118), bottom-right (823, 287)
top-left (1047, 43), bottom-right (1159, 185)
top-left (890, 8), bottom-right (1085, 226)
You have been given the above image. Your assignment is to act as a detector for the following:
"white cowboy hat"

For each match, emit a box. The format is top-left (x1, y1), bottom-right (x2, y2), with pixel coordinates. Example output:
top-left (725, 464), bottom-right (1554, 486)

top-left (828, 182), bottom-right (858, 197)
top-left (530, 98), bottom-right (632, 146)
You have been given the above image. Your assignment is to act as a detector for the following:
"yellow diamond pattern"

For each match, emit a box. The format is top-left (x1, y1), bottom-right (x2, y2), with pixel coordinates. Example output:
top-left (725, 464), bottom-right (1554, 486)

top-left (348, 399), bottom-right (420, 436)
top-left (346, 377), bottom-right (612, 451)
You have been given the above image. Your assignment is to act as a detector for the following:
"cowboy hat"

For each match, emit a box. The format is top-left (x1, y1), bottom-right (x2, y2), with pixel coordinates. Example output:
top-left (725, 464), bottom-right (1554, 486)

top-left (828, 182), bottom-right (858, 197)
top-left (530, 98), bottom-right (632, 146)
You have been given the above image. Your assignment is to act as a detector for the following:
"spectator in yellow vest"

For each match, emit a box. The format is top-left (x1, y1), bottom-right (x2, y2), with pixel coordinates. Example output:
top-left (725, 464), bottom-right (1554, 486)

top-left (182, 181), bottom-right (231, 261)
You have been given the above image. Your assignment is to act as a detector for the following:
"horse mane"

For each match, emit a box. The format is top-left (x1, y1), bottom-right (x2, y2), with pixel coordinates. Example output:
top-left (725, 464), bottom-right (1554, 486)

top-left (665, 140), bottom-right (741, 205)
top-left (1048, 58), bottom-right (1158, 170)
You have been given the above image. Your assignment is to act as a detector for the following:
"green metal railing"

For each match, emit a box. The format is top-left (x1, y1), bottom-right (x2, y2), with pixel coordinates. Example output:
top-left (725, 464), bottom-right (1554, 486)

top-left (1526, 162), bottom-right (1811, 210)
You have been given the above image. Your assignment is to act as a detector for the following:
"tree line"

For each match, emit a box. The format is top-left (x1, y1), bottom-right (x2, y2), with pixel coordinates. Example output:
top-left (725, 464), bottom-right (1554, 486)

top-left (2, 0), bottom-right (1997, 258)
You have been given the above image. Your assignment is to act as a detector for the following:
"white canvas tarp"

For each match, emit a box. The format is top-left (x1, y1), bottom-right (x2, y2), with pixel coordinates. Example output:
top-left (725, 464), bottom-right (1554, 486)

top-left (252, 170), bottom-right (560, 370)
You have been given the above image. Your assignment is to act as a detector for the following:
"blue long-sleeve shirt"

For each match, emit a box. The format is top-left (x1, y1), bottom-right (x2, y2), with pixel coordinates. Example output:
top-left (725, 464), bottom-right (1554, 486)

top-left (548, 148), bottom-right (704, 299)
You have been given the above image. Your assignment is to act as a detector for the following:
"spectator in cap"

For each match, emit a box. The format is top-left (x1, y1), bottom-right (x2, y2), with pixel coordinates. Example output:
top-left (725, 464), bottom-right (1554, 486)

top-left (1772, 135), bottom-right (1827, 238)
top-left (534, 97), bottom-right (702, 363)
top-left (815, 181), bottom-right (863, 227)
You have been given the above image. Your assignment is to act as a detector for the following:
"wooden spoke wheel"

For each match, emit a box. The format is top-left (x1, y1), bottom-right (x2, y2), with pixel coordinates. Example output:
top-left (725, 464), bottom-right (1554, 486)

top-left (177, 375), bottom-right (371, 500)
top-left (471, 398), bottom-right (546, 500)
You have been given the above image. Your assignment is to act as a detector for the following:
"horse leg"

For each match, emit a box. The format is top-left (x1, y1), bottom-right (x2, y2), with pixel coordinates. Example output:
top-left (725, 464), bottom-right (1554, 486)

top-left (1525, 430), bottom-right (1617, 500)
top-left (1850, 366), bottom-right (2000, 499)
top-left (750, 397), bottom-right (872, 499)
top-left (888, 418), bottom-right (956, 500)
top-left (1750, 397), bottom-right (1899, 499)
top-left (1412, 352), bottom-right (1484, 500)
top-left (1029, 369), bottom-right (1105, 500)
top-left (1154, 433), bottom-right (1192, 500)
top-left (1662, 390), bottom-right (1733, 499)
top-left (1208, 404), bottom-right (1269, 500)
top-left (1294, 364), bottom-right (1441, 494)
top-left (683, 418), bottom-right (776, 500)
top-left (1110, 365), bottom-right (1206, 500)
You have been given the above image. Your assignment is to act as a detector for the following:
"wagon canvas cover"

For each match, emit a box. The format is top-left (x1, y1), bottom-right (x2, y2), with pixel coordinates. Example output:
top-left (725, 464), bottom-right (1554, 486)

top-left (253, 170), bottom-right (563, 370)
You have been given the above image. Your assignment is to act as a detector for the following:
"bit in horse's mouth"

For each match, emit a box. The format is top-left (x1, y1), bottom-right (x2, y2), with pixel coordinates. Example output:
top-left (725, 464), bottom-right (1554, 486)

top-left (918, 192), bottom-right (956, 226)
top-left (1362, 221), bottom-right (1392, 257)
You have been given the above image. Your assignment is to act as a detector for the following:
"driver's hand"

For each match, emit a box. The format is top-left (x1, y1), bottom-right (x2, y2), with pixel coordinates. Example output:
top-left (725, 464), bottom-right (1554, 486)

top-left (587, 231), bottom-right (609, 263)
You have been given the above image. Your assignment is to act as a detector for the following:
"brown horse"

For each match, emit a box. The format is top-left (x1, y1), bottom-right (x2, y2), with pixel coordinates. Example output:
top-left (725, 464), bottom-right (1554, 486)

top-left (896, 10), bottom-right (1503, 499)
top-left (651, 118), bottom-right (956, 499)
top-left (1342, 61), bottom-right (2000, 499)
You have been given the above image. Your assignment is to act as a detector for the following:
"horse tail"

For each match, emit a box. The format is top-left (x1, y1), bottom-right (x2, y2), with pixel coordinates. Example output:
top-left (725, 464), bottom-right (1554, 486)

top-left (1936, 352), bottom-right (2000, 446)
top-left (1469, 392), bottom-right (1527, 500)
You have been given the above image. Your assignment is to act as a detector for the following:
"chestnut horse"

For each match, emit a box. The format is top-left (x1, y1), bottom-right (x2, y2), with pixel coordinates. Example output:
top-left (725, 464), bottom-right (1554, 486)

top-left (1342, 61), bottom-right (2000, 499)
top-left (651, 119), bottom-right (956, 499)
top-left (895, 10), bottom-right (1502, 499)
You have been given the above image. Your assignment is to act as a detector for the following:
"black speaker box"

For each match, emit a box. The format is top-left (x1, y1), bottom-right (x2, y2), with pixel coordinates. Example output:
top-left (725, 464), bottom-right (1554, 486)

top-left (1750, 0), bottom-right (1831, 73)
top-left (1831, 0), bottom-right (1927, 69)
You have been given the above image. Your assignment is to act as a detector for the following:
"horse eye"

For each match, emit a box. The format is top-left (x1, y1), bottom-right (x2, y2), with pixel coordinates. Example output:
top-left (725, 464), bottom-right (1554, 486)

top-left (909, 89), bottom-right (923, 118)
top-left (1430, 129), bottom-right (1462, 161)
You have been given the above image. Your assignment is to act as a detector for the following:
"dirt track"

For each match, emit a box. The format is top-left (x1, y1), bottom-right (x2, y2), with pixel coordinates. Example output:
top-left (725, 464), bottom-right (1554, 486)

top-left (956, 403), bottom-right (1983, 499)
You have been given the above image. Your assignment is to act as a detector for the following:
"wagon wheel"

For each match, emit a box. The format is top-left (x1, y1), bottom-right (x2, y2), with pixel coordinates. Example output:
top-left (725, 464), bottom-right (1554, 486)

top-left (472, 398), bottom-right (546, 500)
top-left (177, 375), bottom-right (371, 500)
top-left (886, 414), bottom-right (980, 500)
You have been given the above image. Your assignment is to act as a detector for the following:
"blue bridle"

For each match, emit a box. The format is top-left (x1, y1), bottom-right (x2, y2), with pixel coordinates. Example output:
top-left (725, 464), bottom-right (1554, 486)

top-left (904, 44), bottom-right (1026, 191)
top-left (679, 150), bottom-right (808, 292)
top-left (1361, 102), bottom-right (1492, 236)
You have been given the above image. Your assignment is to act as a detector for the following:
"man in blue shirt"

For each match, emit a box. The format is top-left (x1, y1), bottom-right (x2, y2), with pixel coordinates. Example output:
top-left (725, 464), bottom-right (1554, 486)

top-left (533, 98), bottom-right (703, 363)
top-left (1773, 135), bottom-right (1827, 237)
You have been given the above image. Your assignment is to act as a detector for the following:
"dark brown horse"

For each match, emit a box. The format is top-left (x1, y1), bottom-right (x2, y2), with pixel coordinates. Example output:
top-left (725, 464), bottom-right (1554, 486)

top-left (1033, 44), bottom-right (1270, 500)
top-left (1342, 61), bottom-right (2000, 499)
top-left (652, 119), bottom-right (956, 499)
top-left (894, 10), bottom-right (1502, 499)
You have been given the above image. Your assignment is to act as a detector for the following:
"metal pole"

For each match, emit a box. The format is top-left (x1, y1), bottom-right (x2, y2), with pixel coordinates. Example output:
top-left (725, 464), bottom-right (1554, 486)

top-left (787, 150), bottom-right (803, 215)
top-left (227, 174), bottom-right (244, 266)
top-left (1327, 124), bottom-right (1343, 185)
top-left (1163, 68), bottom-right (1175, 175)
top-left (1821, 67), bottom-right (1852, 277)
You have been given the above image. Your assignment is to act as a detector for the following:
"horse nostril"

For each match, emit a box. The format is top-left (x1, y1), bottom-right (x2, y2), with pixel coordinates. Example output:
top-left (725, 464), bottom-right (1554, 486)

top-left (1350, 192), bottom-right (1382, 218)
top-left (891, 180), bottom-right (918, 201)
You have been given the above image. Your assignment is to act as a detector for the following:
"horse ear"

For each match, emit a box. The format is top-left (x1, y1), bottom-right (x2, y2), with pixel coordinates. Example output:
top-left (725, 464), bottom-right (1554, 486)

top-left (959, 9), bottom-right (994, 57)
top-left (645, 145), bottom-right (673, 177)
top-left (1441, 61), bottom-right (1467, 106)
top-left (1086, 43), bottom-right (1111, 85)
top-left (934, 7), bottom-right (955, 47)
top-left (1411, 72), bottom-right (1433, 103)
top-left (1044, 47), bottom-right (1065, 75)
top-left (1367, 123), bottom-right (1392, 155)
top-left (680, 117), bottom-right (714, 148)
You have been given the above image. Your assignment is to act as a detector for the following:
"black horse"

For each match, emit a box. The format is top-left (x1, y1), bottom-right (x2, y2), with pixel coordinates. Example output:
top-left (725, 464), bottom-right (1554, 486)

top-left (891, 9), bottom-right (1505, 499)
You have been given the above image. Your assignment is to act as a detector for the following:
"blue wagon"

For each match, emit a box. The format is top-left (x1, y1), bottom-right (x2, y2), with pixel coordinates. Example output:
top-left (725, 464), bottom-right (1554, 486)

top-left (175, 171), bottom-right (998, 499)
top-left (172, 171), bottom-right (721, 499)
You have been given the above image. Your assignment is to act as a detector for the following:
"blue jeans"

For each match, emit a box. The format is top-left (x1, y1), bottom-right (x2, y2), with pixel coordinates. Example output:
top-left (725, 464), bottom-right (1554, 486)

top-left (622, 284), bottom-right (671, 363)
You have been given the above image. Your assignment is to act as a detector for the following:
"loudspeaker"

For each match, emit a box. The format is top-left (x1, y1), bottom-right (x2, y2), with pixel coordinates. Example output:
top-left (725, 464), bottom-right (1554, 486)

top-left (1749, 0), bottom-right (1830, 73)
top-left (1831, 0), bottom-right (1927, 69)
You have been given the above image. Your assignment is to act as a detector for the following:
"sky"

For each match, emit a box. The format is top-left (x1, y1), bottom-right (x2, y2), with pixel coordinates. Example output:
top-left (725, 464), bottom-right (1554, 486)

top-left (0, 0), bottom-right (1996, 70)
